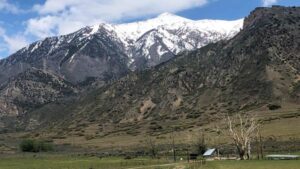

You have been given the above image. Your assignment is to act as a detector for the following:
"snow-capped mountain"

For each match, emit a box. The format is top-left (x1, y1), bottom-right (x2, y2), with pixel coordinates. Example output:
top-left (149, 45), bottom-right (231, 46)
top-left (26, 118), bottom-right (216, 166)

top-left (0, 13), bottom-right (243, 84)
top-left (0, 25), bottom-right (130, 84)
top-left (93, 13), bottom-right (243, 69)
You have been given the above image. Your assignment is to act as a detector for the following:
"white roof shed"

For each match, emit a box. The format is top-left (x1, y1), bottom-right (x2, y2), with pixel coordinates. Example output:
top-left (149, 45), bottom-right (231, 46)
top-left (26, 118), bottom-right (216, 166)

top-left (203, 148), bottom-right (216, 156)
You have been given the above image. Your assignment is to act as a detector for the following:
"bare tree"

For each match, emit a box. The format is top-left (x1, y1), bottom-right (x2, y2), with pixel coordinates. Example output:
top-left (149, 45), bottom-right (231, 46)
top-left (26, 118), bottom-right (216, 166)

top-left (227, 114), bottom-right (259, 160)
top-left (256, 128), bottom-right (264, 160)
top-left (145, 136), bottom-right (157, 158)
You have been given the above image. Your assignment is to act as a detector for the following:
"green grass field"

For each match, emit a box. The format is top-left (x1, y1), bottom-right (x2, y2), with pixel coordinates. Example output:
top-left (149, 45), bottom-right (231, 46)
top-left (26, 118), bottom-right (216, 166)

top-left (0, 155), bottom-right (299, 169)
top-left (0, 155), bottom-right (175, 169)
top-left (186, 160), bottom-right (300, 169)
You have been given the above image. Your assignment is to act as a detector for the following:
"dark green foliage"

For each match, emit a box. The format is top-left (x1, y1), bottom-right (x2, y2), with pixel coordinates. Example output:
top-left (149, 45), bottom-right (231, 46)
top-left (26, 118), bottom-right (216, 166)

top-left (186, 111), bottom-right (202, 119)
top-left (195, 134), bottom-right (207, 155)
top-left (20, 139), bottom-right (53, 152)
top-left (267, 104), bottom-right (281, 110)
top-left (149, 124), bottom-right (163, 131)
top-left (197, 144), bottom-right (207, 155)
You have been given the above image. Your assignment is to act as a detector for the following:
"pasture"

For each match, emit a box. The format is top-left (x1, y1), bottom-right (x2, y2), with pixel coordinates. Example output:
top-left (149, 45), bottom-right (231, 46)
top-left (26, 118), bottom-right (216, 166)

top-left (0, 154), bottom-right (299, 169)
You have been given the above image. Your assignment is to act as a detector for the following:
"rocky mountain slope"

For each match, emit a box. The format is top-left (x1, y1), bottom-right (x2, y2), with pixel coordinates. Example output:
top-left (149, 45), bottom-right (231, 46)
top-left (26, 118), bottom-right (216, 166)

top-left (0, 68), bottom-right (78, 130)
top-left (0, 69), bottom-right (78, 116)
top-left (17, 6), bottom-right (299, 136)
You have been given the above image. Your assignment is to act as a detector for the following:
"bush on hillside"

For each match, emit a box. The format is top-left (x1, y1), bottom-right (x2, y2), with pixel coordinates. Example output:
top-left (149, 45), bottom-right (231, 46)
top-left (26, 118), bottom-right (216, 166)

top-left (267, 104), bottom-right (281, 110)
top-left (20, 139), bottom-right (53, 152)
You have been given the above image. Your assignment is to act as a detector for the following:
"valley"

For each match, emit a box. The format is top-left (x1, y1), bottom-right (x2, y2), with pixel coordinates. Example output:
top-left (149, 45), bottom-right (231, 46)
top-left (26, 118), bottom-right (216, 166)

top-left (0, 4), bottom-right (299, 169)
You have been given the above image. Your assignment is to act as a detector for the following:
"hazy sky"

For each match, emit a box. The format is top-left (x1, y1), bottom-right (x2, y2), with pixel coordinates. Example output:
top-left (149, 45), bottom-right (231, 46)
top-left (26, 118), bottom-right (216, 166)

top-left (0, 0), bottom-right (299, 58)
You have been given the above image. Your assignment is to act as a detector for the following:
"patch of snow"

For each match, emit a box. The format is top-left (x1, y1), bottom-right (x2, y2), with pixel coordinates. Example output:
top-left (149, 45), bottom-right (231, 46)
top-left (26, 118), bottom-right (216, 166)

top-left (64, 50), bottom-right (69, 56)
top-left (30, 41), bottom-right (42, 53)
top-left (90, 24), bottom-right (100, 35)
top-left (69, 42), bottom-right (88, 63)
top-left (157, 46), bottom-right (168, 57)
top-left (48, 37), bottom-right (66, 54)
top-left (69, 54), bottom-right (75, 63)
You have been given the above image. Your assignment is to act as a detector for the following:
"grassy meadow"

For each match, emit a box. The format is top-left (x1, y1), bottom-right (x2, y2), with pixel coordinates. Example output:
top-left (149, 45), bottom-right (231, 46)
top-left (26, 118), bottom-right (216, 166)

top-left (186, 160), bottom-right (300, 169)
top-left (0, 154), bottom-right (299, 169)
top-left (0, 155), bottom-right (174, 169)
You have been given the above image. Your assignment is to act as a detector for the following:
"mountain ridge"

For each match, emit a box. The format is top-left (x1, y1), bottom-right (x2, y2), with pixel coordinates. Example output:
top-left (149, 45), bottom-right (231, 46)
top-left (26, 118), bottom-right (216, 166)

top-left (0, 13), bottom-right (243, 84)
top-left (15, 6), bottom-right (300, 138)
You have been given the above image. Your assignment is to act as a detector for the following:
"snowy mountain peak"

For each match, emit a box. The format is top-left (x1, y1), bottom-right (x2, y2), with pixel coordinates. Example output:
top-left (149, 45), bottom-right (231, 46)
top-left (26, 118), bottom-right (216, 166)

top-left (157, 12), bottom-right (175, 17)
top-left (155, 12), bottom-right (191, 22)
top-left (114, 14), bottom-right (242, 42)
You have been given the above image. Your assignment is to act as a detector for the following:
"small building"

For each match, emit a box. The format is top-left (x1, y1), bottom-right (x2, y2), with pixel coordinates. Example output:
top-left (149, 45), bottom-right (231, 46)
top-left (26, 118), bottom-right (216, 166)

top-left (203, 148), bottom-right (219, 160)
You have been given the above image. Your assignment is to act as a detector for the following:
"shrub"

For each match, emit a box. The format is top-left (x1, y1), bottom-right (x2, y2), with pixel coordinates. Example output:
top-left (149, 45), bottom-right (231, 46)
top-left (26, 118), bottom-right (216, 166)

top-left (84, 134), bottom-right (95, 140)
top-left (267, 104), bottom-right (281, 110)
top-left (20, 139), bottom-right (54, 152)
top-left (124, 156), bottom-right (132, 160)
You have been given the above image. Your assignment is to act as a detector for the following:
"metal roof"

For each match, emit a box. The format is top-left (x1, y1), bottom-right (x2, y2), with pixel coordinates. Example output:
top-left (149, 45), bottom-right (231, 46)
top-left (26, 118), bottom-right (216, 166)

top-left (203, 148), bottom-right (216, 156)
